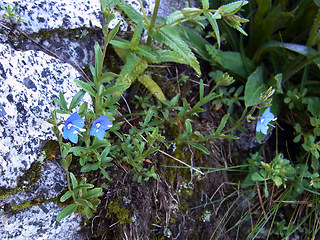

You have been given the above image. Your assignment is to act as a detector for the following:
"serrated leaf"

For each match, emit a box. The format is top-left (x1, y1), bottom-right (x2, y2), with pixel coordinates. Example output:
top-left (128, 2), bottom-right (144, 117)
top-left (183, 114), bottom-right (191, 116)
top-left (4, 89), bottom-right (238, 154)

top-left (69, 90), bottom-right (86, 110)
top-left (166, 10), bottom-right (184, 25)
top-left (219, 0), bottom-right (249, 14)
top-left (56, 204), bottom-right (78, 221)
top-left (189, 142), bottom-right (210, 155)
top-left (81, 188), bottom-right (103, 199)
top-left (244, 66), bottom-right (266, 107)
top-left (118, 2), bottom-right (143, 24)
top-left (137, 74), bottom-right (166, 101)
top-left (204, 12), bottom-right (220, 48)
top-left (60, 191), bottom-right (72, 202)
top-left (149, 26), bottom-right (201, 75)
top-left (101, 0), bottom-right (123, 9)
top-left (74, 79), bottom-right (96, 97)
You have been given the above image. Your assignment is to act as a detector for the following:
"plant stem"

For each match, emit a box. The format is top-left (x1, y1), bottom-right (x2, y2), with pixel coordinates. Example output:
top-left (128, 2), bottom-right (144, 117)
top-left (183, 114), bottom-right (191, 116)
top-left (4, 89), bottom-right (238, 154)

top-left (147, 0), bottom-right (161, 46)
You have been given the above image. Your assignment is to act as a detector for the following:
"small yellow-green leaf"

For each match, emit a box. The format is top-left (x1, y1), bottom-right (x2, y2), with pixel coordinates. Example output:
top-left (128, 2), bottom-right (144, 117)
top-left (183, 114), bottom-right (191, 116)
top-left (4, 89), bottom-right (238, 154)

top-left (137, 74), bottom-right (166, 101)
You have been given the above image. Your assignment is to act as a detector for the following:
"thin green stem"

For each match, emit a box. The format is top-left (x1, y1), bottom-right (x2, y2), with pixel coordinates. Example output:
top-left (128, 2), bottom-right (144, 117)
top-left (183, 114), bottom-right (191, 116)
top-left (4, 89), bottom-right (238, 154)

top-left (147, 0), bottom-right (161, 46)
top-left (138, 0), bottom-right (150, 24)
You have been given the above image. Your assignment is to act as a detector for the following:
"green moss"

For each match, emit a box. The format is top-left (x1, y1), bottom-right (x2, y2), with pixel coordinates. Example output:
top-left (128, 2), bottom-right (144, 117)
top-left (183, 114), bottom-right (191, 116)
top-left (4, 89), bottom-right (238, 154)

top-left (107, 198), bottom-right (132, 224)
top-left (0, 161), bottom-right (42, 200)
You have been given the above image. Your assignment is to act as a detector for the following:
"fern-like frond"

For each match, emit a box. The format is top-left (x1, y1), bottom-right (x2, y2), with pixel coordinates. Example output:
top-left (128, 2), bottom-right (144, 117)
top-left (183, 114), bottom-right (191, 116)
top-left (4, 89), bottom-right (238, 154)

top-left (150, 26), bottom-right (201, 75)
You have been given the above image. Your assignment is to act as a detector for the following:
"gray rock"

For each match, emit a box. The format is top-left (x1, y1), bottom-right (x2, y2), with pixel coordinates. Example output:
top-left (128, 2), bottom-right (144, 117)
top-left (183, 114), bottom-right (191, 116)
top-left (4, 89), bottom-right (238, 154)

top-left (0, 43), bottom-right (85, 189)
top-left (0, 201), bottom-right (83, 240)
top-left (1, 161), bottom-right (67, 206)
top-left (0, 43), bottom-right (87, 239)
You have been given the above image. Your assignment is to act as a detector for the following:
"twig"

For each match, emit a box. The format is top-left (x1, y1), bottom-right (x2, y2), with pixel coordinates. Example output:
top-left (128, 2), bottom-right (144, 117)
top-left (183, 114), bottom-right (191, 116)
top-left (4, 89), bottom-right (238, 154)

top-left (256, 182), bottom-right (267, 220)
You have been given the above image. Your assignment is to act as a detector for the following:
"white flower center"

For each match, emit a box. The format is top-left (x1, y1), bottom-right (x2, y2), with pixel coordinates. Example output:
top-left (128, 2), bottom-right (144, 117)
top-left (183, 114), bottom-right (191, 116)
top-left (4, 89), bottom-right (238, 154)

top-left (96, 122), bottom-right (101, 129)
top-left (67, 123), bottom-right (72, 129)
top-left (260, 117), bottom-right (265, 124)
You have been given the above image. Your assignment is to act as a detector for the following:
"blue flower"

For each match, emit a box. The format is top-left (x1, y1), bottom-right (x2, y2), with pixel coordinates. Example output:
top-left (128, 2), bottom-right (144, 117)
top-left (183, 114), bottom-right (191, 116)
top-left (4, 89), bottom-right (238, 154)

top-left (256, 107), bottom-right (275, 135)
top-left (63, 113), bottom-right (84, 143)
top-left (90, 115), bottom-right (113, 140)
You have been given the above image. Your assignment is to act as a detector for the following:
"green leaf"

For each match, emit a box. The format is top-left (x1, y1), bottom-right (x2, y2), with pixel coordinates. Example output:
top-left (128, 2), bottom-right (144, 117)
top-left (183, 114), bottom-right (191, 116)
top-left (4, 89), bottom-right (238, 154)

top-left (94, 42), bottom-right (103, 78)
top-left (204, 12), bottom-right (220, 48)
top-left (101, 83), bottom-right (130, 97)
top-left (73, 183), bottom-right (95, 190)
top-left (107, 21), bottom-right (121, 42)
top-left (74, 79), bottom-right (96, 97)
top-left (150, 26), bottom-right (201, 75)
top-left (244, 66), bottom-right (267, 107)
top-left (219, 0), bottom-right (249, 14)
top-left (110, 39), bottom-right (131, 50)
top-left (254, 41), bottom-right (320, 68)
top-left (81, 188), bottom-right (103, 199)
top-left (70, 172), bottom-right (78, 189)
top-left (60, 191), bottom-right (72, 202)
top-left (137, 74), bottom-right (166, 101)
top-left (202, 0), bottom-right (209, 10)
top-left (251, 172), bottom-right (265, 181)
top-left (84, 206), bottom-right (93, 219)
top-left (59, 91), bottom-right (68, 111)
top-left (99, 167), bottom-right (111, 180)
top-left (118, 2), bottom-right (143, 24)
top-left (216, 114), bottom-right (230, 134)
top-left (131, 21), bottom-right (143, 48)
top-left (81, 164), bottom-right (99, 172)
top-left (206, 46), bottom-right (254, 78)
top-left (69, 90), bottom-right (86, 110)
top-left (166, 10), bottom-right (184, 25)
top-left (189, 142), bottom-right (210, 155)
top-left (185, 119), bottom-right (192, 135)
top-left (303, 97), bottom-right (320, 117)
top-left (56, 204), bottom-right (78, 220)
top-left (270, 73), bottom-right (283, 94)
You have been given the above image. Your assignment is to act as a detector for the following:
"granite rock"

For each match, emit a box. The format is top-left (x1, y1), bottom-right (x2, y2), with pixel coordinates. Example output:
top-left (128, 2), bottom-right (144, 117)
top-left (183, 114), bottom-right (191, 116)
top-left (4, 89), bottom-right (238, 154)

top-left (0, 43), bottom-right (86, 189)
top-left (0, 201), bottom-right (84, 240)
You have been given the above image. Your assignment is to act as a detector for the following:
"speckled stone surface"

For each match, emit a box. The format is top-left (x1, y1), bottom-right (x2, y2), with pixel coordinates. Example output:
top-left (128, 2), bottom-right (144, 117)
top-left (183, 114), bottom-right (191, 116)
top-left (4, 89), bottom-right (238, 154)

top-left (0, 0), bottom-right (156, 33)
top-left (0, 43), bottom-right (87, 239)
top-left (0, 43), bottom-right (85, 189)
top-left (0, 202), bottom-right (83, 240)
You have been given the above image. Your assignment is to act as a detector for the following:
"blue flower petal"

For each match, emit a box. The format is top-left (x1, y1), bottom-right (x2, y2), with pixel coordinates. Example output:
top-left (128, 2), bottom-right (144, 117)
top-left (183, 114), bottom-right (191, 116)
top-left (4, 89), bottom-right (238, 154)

top-left (256, 108), bottom-right (275, 135)
top-left (90, 115), bottom-right (113, 140)
top-left (63, 112), bottom-right (84, 143)
top-left (261, 108), bottom-right (274, 123)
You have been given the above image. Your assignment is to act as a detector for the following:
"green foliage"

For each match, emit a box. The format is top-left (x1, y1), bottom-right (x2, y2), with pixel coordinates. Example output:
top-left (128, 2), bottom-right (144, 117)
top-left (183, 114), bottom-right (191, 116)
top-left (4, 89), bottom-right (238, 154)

top-left (1, 3), bottom-right (26, 24)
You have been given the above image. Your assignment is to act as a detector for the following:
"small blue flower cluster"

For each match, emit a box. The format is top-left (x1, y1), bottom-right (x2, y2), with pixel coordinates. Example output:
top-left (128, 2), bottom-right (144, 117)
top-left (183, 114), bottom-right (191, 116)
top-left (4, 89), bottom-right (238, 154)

top-left (63, 113), bottom-right (113, 143)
